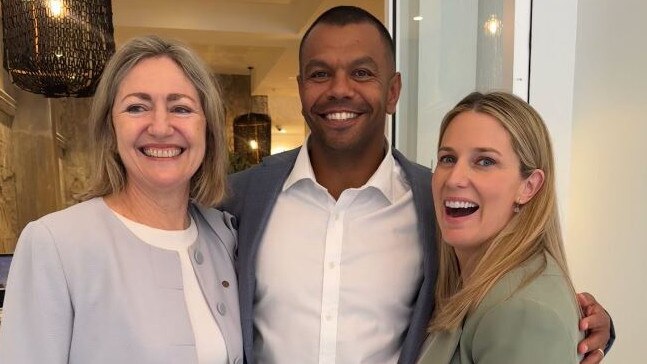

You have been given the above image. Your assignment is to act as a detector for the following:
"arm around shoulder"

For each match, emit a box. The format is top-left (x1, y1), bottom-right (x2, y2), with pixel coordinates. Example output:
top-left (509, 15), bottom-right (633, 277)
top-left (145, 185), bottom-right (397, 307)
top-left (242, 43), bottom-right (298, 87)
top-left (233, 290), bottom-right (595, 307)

top-left (0, 221), bottom-right (73, 363)
top-left (468, 297), bottom-right (580, 364)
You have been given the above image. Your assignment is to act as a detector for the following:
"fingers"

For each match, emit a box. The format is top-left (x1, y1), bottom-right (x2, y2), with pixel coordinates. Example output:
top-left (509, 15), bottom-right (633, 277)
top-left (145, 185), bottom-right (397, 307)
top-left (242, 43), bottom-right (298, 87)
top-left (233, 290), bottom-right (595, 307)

top-left (577, 292), bottom-right (608, 331)
top-left (580, 347), bottom-right (605, 364)
top-left (578, 324), bottom-right (609, 356)
top-left (577, 292), bottom-right (610, 363)
top-left (576, 292), bottom-right (611, 359)
top-left (577, 292), bottom-right (596, 310)
top-left (579, 304), bottom-right (609, 333)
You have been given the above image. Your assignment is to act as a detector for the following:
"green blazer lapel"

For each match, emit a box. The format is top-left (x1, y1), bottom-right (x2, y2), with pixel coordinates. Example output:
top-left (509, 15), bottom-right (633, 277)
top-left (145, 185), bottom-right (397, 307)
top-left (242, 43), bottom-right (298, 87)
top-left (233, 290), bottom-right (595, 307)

top-left (416, 328), bottom-right (462, 364)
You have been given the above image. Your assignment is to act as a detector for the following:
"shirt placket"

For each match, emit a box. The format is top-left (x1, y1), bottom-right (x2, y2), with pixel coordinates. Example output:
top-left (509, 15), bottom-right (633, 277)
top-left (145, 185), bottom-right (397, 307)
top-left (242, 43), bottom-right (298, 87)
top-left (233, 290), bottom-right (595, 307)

top-left (317, 194), bottom-right (353, 364)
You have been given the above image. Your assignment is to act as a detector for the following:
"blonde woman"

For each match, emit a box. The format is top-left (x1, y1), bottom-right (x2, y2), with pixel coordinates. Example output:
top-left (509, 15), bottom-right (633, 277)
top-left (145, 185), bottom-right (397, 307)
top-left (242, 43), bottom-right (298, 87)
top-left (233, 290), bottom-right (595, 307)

top-left (418, 92), bottom-right (600, 363)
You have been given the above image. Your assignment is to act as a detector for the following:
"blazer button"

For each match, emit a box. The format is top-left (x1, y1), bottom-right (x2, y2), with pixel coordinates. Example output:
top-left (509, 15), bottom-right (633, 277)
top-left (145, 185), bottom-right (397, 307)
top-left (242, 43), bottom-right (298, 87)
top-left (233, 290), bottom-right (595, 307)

top-left (217, 302), bottom-right (227, 316)
top-left (194, 250), bottom-right (204, 265)
top-left (222, 280), bottom-right (230, 288)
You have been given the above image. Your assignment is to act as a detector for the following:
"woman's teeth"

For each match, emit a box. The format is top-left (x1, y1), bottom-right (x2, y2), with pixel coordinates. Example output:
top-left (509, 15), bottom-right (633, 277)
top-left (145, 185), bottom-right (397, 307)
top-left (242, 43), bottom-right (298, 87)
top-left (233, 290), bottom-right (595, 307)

top-left (444, 200), bottom-right (479, 217)
top-left (445, 200), bottom-right (477, 209)
top-left (141, 147), bottom-right (182, 158)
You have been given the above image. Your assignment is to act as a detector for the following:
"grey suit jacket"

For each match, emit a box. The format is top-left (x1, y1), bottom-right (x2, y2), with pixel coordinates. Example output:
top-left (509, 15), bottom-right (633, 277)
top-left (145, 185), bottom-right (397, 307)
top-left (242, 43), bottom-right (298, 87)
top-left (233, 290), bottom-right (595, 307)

top-left (222, 147), bottom-right (437, 364)
top-left (416, 253), bottom-right (583, 364)
top-left (0, 198), bottom-right (243, 364)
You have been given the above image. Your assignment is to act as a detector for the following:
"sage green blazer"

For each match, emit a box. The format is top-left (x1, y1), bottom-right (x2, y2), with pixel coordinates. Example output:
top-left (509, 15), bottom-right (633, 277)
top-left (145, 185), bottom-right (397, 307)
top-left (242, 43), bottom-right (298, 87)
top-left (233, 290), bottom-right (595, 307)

top-left (417, 253), bottom-right (582, 364)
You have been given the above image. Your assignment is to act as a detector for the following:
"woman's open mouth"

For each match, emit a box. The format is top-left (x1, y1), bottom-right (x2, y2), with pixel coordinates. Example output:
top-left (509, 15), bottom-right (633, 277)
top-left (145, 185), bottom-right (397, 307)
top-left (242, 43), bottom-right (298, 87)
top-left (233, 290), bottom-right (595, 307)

top-left (444, 200), bottom-right (479, 217)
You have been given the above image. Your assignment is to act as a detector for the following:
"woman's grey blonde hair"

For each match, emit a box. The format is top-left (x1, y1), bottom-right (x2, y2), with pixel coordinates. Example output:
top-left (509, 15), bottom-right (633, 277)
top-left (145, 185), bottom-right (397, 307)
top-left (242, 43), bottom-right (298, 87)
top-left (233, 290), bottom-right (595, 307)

top-left (82, 35), bottom-right (228, 207)
top-left (430, 91), bottom-right (575, 331)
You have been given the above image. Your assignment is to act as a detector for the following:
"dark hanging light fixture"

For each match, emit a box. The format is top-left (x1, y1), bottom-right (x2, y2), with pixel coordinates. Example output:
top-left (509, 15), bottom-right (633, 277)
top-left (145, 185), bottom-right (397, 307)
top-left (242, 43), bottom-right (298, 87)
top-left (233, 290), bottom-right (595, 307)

top-left (1, 0), bottom-right (115, 98)
top-left (233, 66), bottom-right (271, 165)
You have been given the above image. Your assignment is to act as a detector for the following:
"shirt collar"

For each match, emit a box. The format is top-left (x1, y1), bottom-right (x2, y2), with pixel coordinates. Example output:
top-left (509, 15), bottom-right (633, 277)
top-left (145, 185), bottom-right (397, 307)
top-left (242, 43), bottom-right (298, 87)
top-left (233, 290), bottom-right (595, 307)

top-left (283, 137), bottom-right (318, 191)
top-left (282, 136), bottom-right (397, 204)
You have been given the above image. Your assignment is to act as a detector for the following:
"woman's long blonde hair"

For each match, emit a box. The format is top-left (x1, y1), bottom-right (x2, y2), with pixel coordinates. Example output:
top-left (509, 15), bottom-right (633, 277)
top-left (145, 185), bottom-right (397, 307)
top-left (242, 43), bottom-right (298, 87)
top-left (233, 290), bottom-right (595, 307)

top-left (429, 91), bottom-right (575, 331)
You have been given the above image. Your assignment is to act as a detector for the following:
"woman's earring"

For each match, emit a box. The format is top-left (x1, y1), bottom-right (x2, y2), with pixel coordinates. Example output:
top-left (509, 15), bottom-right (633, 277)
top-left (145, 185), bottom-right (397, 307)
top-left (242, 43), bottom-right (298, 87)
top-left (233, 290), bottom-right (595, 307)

top-left (514, 200), bottom-right (521, 213)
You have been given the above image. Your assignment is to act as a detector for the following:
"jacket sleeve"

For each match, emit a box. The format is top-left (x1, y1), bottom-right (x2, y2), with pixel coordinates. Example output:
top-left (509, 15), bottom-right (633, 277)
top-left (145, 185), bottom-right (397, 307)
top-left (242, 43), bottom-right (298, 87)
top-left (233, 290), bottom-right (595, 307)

top-left (0, 221), bottom-right (73, 364)
top-left (220, 170), bottom-right (251, 219)
top-left (470, 297), bottom-right (580, 364)
top-left (605, 314), bottom-right (616, 354)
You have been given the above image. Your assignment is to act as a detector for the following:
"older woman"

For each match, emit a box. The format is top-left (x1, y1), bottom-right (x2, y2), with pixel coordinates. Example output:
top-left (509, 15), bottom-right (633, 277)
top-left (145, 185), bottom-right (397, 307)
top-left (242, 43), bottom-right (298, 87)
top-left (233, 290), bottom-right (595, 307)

top-left (418, 92), bottom-right (587, 363)
top-left (0, 36), bottom-right (242, 364)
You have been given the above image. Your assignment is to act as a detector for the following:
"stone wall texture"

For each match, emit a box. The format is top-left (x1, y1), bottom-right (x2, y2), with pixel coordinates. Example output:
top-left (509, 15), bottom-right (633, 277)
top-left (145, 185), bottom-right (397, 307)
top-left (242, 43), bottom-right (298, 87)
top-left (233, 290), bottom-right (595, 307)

top-left (12, 92), bottom-right (62, 240)
top-left (217, 74), bottom-right (251, 150)
top-left (51, 98), bottom-right (93, 207)
top-left (0, 112), bottom-right (17, 253)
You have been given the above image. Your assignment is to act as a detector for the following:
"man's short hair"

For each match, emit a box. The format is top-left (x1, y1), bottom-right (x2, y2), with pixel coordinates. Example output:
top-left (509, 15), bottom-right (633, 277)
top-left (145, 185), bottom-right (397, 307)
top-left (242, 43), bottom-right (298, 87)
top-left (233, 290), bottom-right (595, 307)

top-left (299, 6), bottom-right (395, 71)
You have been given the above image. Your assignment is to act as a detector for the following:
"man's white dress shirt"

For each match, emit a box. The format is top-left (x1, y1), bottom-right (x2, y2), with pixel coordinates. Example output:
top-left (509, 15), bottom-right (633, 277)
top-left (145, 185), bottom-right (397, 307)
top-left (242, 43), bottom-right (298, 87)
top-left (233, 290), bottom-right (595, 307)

top-left (254, 142), bottom-right (424, 364)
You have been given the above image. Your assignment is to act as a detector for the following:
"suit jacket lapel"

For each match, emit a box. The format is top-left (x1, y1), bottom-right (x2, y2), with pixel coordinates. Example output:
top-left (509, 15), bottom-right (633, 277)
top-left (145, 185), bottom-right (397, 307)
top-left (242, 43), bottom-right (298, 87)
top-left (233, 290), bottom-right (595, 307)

top-left (237, 148), bottom-right (299, 300)
top-left (393, 149), bottom-right (439, 364)
top-left (242, 149), bottom-right (299, 261)
top-left (235, 148), bottom-right (299, 362)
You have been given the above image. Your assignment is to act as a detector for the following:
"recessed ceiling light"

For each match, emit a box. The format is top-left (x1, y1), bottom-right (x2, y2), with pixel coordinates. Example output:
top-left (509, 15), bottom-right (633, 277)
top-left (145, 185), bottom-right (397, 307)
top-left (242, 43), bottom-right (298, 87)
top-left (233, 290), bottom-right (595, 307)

top-left (413, 16), bottom-right (423, 21)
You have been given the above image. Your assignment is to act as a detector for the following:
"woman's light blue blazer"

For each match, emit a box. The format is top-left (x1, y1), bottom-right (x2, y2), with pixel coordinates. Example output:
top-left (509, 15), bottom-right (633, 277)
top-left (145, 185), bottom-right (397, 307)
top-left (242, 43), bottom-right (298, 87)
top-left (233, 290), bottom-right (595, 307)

top-left (0, 198), bottom-right (243, 364)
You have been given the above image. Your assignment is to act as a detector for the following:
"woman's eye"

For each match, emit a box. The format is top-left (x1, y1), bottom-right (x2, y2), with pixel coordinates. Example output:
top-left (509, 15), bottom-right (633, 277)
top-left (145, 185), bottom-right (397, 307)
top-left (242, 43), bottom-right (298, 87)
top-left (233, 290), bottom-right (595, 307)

top-left (171, 105), bottom-right (192, 114)
top-left (125, 104), bottom-right (146, 113)
top-left (476, 157), bottom-right (496, 167)
top-left (438, 155), bottom-right (456, 164)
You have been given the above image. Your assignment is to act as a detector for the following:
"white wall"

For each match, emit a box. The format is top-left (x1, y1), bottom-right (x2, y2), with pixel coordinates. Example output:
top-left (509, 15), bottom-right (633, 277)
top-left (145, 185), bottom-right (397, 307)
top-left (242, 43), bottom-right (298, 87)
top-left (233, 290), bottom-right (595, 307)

top-left (268, 94), bottom-right (306, 154)
top-left (528, 0), bottom-right (578, 220)
top-left (532, 1), bottom-right (646, 362)
top-left (567, 1), bottom-right (647, 362)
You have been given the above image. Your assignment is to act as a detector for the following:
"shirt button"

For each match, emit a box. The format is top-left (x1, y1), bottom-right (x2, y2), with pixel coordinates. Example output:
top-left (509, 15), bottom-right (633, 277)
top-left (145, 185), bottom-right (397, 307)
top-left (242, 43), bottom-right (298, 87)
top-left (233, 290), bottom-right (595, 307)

top-left (217, 302), bottom-right (227, 316)
top-left (229, 216), bottom-right (238, 230)
top-left (328, 262), bottom-right (336, 269)
top-left (194, 250), bottom-right (204, 265)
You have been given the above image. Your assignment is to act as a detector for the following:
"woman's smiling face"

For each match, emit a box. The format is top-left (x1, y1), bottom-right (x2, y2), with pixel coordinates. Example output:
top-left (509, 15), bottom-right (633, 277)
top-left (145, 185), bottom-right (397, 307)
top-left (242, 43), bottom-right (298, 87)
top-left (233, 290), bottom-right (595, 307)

top-left (111, 56), bottom-right (206, 196)
top-left (432, 110), bottom-right (527, 261)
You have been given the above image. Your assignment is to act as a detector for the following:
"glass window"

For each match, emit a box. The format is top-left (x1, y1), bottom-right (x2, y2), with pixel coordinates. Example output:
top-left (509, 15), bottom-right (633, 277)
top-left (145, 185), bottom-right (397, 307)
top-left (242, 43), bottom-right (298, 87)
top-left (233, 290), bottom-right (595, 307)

top-left (392, 0), bottom-right (531, 166)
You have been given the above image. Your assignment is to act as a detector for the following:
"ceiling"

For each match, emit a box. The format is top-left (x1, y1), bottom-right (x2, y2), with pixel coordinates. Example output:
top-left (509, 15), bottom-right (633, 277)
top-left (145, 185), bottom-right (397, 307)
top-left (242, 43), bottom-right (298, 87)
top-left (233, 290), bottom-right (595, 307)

top-left (112, 0), bottom-right (385, 97)
top-left (111, 0), bottom-right (385, 151)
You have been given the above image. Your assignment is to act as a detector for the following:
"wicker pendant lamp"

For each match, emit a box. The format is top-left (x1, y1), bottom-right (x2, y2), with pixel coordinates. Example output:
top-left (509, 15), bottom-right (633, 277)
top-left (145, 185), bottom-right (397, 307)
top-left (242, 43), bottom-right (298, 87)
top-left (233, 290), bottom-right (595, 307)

top-left (1, 0), bottom-right (115, 97)
top-left (233, 66), bottom-right (271, 165)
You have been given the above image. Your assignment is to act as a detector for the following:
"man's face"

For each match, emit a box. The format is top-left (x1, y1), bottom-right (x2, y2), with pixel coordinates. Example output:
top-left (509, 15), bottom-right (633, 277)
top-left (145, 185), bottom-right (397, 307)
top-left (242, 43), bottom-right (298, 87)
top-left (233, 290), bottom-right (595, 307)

top-left (298, 23), bottom-right (401, 154)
